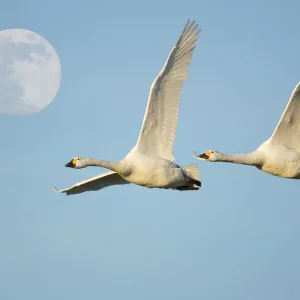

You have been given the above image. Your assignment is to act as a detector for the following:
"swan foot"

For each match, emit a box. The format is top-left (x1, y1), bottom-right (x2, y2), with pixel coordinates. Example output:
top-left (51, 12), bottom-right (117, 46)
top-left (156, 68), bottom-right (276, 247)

top-left (188, 178), bottom-right (201, 187)
top-left (176, 184), bottom-right (200, 191)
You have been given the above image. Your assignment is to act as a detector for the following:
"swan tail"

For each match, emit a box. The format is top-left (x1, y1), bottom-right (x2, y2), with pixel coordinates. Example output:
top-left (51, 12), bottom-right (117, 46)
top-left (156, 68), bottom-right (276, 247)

top-left (183, 163), bottom-right (201, 186)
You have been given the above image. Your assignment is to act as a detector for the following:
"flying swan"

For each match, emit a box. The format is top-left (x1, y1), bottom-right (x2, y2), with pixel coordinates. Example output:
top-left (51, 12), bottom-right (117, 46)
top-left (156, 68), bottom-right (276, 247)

top-left (193, 82), bottom-right (300, 179)
top-left (53, 20), bottom-right (201, 195)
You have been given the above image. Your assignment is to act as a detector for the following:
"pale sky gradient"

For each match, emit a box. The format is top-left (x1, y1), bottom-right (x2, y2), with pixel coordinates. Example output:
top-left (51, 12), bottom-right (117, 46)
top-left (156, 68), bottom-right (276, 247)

top-left (1, 0), bottom-right (300, 299)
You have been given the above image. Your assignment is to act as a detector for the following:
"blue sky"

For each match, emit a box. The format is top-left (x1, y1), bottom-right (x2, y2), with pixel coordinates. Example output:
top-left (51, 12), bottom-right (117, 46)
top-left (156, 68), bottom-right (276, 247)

top-left (1, 0), bottom-right (300, 299)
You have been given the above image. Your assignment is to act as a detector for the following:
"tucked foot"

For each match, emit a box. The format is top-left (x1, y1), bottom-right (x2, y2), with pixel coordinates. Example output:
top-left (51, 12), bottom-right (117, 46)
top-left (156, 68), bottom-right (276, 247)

top-left (189, 178), bottom-right (201, 187)
top-left (175, 185), bottom-right (200, 191)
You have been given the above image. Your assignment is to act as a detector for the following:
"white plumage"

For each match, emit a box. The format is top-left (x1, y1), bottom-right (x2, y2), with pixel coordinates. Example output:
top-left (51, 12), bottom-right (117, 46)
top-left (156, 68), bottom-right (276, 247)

top-left (194, 82), bottom-right (300, 179)
top-left (53, 20), bottom-right (201, 195)
top-left (52, 171), bottom-right (128, 195)
top-left (136, 20), bottom-right (200, 161)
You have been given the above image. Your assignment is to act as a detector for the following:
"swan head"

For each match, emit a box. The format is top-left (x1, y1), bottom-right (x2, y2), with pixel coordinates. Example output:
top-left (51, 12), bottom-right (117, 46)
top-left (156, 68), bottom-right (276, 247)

top-left (193, 150), bottom-right (219, 161)
top-left (65, 157), bottom-right (86, 169)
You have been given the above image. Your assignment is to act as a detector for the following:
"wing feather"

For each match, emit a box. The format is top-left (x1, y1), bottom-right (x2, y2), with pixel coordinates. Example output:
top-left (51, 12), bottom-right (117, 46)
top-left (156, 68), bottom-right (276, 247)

top-left (134, 20), bottom-right (200, 161)
top-left (270, 82), bottom-right (300, 151)
top-left (52, 171), bottom-right (129, 196)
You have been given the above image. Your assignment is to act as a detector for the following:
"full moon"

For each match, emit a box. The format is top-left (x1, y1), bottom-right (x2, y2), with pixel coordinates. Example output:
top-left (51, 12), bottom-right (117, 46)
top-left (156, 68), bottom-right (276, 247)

top-left (0, 29), bottom-right (61, 116)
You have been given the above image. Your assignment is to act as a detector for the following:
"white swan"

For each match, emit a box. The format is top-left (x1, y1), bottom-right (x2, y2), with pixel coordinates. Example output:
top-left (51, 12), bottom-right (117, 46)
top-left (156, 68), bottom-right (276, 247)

top-left (53, 20), bottom-right (201, 195)
top-left (193, 82), bottom-right (300, 179)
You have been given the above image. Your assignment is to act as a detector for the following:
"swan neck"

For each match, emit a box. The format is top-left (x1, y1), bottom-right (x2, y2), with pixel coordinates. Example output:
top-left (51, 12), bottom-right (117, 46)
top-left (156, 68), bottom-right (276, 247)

top-left (85, 158), bottom-right (122, 173)
top-left (218, 152), bottom-right (260, 166)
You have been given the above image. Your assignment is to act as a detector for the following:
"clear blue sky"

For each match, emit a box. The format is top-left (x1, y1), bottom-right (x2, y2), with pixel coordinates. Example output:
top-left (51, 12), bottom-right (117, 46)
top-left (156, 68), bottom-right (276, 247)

top-left (1, 0), bottom-right (300, 299)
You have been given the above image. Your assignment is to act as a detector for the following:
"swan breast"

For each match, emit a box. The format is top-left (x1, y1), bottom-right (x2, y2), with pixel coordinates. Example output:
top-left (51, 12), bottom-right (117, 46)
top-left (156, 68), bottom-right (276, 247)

top-left (258, 143), bottom-right (300, 178)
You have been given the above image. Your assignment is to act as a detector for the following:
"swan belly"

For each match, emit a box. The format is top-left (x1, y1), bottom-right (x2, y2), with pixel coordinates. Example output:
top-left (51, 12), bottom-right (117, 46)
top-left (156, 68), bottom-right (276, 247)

top-left (123, 156), bottom-right (186, 188)
top-left (128, 168), bottom-right (184, 188)
top-left (260, 161), bottom-right (300, 178)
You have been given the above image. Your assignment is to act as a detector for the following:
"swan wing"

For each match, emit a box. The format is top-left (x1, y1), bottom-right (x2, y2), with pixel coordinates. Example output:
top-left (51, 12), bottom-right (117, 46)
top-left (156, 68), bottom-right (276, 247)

top-left (134, 20), bottom-right (200, 161)
top-left (52, 171), bottom-right (129, 195)
top-left (270, 82), bottom-right (300, 151)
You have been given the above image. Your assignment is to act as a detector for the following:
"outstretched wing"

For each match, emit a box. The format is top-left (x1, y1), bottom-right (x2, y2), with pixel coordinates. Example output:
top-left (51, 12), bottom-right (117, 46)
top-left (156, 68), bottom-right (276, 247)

top-left (52, 171), bottom-right (129, 196)
top-left (270, 82), bottom-right (300, 151)
top-left (134, 20), bottom-right (200, 161)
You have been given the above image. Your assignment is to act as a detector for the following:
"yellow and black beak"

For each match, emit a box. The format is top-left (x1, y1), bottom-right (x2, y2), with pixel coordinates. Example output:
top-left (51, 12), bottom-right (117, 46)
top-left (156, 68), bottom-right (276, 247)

top-left (193, 151), bottom-right (209, 161)
top-left (65, 159), bottom-right (76, 168)
top-left (199, 153), bottom-right (210, 159)
top-left (193, 151), bottom-right (211, 160)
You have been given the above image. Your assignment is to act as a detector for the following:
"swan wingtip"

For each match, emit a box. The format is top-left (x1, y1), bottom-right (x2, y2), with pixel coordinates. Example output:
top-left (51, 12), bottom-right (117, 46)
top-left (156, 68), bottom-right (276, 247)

top-left (51, 185), bottom-right (60, 192)
top-left (192, 151), bottom-right (199, 159)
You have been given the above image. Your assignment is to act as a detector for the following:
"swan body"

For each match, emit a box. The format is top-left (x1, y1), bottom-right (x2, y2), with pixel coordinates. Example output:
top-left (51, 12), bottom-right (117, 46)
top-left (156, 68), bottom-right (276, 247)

top-left (53, 20), bottom-right (201, 195)
top-left (256, 142), bottom-right (300, 178)
top-left (121, 153), bottom-right (185, 188)
top-left (193, 82), bottom-right (300, 179)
